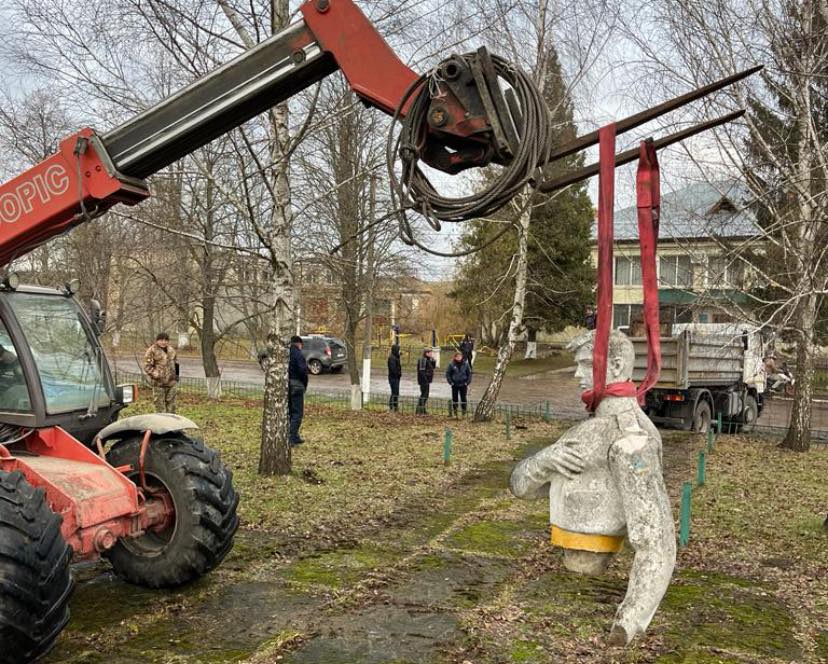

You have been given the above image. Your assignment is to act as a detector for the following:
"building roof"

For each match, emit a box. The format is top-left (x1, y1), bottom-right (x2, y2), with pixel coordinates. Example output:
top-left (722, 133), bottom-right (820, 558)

top-left (592, 179), bottom-right (760, 243)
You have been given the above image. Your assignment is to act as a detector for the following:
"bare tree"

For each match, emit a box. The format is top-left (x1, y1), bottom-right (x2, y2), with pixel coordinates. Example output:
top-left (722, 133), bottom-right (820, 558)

top-left (614, 0), bottom-right (828, 451)
top-left (295, 79), bottom-right (403, 407)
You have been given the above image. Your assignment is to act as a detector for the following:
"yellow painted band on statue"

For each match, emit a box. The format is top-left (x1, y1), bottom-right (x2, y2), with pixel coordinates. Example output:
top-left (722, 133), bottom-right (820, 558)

top-left (551, 525), bottom-right (624, 553)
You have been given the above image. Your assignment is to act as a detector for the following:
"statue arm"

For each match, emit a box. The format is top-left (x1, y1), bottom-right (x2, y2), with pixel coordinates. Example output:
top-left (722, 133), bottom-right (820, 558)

top-left (509, 455), bottom-right (553, 500)
top-left (608, 435), bottom-right (676, 645)
top-left (510, 441), bottom-right (585, 500)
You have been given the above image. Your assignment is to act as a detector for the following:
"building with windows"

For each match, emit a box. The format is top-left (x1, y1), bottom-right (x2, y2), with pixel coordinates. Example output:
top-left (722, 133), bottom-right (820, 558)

top-left (296, 261), bottom-right (434, 339)
top-left (591, 180), bottom-right (761, 330)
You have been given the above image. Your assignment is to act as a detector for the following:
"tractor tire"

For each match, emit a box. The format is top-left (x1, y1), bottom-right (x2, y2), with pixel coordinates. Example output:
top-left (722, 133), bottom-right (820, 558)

top-left (104, 435), bottom-right (239, 588)
top-left (0, 471), bottom-right (73, 664)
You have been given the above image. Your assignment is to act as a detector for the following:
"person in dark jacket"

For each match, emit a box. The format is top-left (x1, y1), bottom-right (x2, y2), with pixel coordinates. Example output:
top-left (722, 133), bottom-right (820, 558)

top-left (416, 348), bottom-right (436, 414)
top-left (446, 351), bottom-right (472, 416)
top-left (387, 345), bottom-right (402, 411)
top-left (585, 306), bottom-right (597, 331)
top-left (459, 334), bottom-right (474, 368)
top-left (288, 335), bottom-right (309, 447)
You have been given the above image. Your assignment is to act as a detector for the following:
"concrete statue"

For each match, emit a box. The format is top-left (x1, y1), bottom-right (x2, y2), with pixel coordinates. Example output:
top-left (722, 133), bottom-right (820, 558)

top-left (510, 330), bottom-right (676, 646)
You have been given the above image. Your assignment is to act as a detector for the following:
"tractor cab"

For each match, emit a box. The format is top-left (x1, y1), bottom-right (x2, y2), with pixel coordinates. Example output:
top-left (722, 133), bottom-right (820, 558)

top-left (0, 280), bottom-right (133, 445)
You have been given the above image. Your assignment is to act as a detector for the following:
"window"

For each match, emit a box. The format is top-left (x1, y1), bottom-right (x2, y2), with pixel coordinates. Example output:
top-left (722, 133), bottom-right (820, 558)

top-left (8, 293), bottom-right (111, 415)
top-left (0, 319), bottom-right (31, 412)
top-left (708, 256), bottom-right (744, 288)
top-left (660, 255), bottom-right (693, 288)
top-left (614, 305), bottom-right (630, 328)
top-left (615, 256), bottom-right (642, 286)
top-left (659, 305), bottom-right (694, 325)
top-left (613, 304), bottom-right (643, 328)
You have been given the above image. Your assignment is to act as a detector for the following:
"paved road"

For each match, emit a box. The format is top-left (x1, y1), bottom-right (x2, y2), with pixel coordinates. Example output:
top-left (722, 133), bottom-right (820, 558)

top-left (113, 354), bottom-right (824, 433)
top-left (114, 354), bottom-right (586, 416)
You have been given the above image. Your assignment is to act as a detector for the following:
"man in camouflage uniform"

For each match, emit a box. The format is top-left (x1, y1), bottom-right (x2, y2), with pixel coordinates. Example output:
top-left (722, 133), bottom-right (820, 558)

top-left (510, 330), bottom-right (675, 647)
top-left (143, 332), bottom-right (179, 413)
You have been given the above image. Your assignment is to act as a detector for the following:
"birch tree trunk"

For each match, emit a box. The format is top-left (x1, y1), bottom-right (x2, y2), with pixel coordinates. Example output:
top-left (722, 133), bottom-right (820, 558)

top-left (474, 192), bottom-right (531, 422)
top-left (257, 0), bottom-right (295, 475)
top-left (781, 78), bottom-right (817, 452)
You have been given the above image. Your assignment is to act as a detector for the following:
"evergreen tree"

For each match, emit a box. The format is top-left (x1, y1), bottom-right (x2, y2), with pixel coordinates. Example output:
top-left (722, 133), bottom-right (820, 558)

top-left (452, 47), bottom-right (594, 346)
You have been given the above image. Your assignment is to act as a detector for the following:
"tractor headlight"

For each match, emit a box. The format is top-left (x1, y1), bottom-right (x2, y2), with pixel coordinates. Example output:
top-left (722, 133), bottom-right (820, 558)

top-left (116, 384), bottom-right (137, 404)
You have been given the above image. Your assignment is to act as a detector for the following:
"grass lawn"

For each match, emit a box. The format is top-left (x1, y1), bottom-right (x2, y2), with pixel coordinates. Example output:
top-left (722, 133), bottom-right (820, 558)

top-left (47, 395), bottom-right (827, 664)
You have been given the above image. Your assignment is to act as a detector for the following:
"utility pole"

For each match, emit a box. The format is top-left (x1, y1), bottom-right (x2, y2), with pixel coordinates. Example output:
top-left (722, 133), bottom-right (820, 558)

top-left (361, 174), bottom-right (377, 404)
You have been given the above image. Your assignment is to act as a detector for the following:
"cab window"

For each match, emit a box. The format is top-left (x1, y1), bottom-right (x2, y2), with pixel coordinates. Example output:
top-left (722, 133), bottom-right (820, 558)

top-left (0, 319), bottom-right (31, 412)
top-left (8, 293), bottom-right (111, 414)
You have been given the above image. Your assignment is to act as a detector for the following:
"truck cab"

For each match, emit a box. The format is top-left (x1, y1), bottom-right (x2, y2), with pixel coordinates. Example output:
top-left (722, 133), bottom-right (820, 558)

top-left (0, 280), bottom-right (132, 445)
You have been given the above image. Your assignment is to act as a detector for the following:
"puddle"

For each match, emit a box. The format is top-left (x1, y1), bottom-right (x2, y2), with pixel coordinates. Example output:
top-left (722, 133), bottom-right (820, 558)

top-left (387, 551), bottom-right (513, 609)
top-left (285, 605), bottom-right (460, 664)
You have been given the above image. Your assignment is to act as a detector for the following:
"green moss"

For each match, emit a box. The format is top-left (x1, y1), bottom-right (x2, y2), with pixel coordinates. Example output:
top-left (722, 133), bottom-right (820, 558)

top-left (512, 568), bottom-right (801, 663)
top-left (509, 640), bottom-right (542, 662)
top-left (413, 553), bottom-right (449, 571)
top-left (814, 630), bottom-right (828, 661)
top-left (655, 652), bottom-right (745, 663)
top-left (445, 519), bottom-right (533, 557)
top-left (677, 568), bottom-right (756, 589)
top-left (659, 573), bottom-right (801, 661)
top-left (283, 547), bottom-right (396, 589)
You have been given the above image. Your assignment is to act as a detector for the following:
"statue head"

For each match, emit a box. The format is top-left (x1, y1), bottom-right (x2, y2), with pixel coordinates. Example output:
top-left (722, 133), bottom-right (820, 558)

top-left (568, 330), bottom-right (636, 392)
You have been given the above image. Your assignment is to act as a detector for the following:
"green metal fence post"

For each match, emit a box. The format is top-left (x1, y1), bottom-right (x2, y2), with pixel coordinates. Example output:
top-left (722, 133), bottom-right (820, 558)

top-left (696, 450), bottom-right (706, 487)
top-left (544, 400), bottom-right (551, 422)
top-left (716, 412), bottom-right (723, 435)
top-left (679, 482), bottom-right (692, 547)
top-left (505, 409), bottom-right (512, 440)
top-left (707, 426), bottom-right (714, 453)
top-left (443, 429), bottom-right (453, 465)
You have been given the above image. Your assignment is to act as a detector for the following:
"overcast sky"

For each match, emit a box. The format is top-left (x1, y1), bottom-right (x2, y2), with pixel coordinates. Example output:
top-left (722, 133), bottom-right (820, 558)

top-left (0, 0), bottom-right (741, 284)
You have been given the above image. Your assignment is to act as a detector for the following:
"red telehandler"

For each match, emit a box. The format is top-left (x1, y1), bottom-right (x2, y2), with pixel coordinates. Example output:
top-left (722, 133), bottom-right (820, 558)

top-left (0, 0), bottom-right (757, 660)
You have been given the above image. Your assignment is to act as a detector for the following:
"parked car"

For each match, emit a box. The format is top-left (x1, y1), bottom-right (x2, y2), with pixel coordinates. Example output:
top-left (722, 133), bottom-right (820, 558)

top-left (301, 335), bottom-right (347, 375)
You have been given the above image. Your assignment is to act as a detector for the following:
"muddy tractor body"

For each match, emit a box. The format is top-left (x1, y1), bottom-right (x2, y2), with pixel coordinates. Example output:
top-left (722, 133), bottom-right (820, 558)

top-left (0, 286), bottom-right (239, 662)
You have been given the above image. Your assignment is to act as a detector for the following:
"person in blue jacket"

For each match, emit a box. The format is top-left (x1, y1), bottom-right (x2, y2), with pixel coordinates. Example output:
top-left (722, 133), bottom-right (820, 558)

top-left (288, 335), bottom-right (309, 447)
top-left (446, 351), bottom-right (472, 417)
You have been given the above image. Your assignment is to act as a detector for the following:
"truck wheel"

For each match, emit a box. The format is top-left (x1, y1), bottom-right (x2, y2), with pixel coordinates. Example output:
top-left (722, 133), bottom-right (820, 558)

top-left (308, 359), bottom-right (323, 375)
top-left (691, 400), bottom-right (712, 433)
top-left (0, 471), bottom-right (73, 664)
top-left (105, 435), bottom-right (239, 588)
top-left (740, 395), bottom-right (759, 433)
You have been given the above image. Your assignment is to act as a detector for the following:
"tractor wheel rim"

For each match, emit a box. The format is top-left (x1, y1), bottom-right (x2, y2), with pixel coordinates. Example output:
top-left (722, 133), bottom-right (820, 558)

top-left (123, 471), bottom-right (179, 558)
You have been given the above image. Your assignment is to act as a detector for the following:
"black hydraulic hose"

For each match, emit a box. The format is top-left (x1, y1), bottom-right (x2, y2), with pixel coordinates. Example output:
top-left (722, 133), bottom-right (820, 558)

top-left (387, 53), bottom-right (551, 227)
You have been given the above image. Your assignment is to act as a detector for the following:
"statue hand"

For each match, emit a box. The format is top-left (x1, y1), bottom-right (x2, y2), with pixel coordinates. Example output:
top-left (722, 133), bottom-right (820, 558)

top-left (536, 444), bottom-right (585, 480)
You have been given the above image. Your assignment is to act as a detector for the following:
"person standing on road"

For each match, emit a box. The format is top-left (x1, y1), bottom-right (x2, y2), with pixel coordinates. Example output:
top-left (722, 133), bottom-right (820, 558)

top-left (459, 334), bottom-right (474, 369)
top-left (143, 332), bottom-right (179, 413)
top-left (289, 335), bottom-right (309, 447)
top-left (446, 351), bottom-right (472, 417)
top-left (387, 345), bottom-right (402, 411)
top-left (416, 348), bottom-right (436, 414)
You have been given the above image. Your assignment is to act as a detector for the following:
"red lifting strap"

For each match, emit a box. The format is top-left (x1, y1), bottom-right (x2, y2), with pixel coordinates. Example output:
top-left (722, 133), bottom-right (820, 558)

top-left (636, 139), bottom-right (662, 399)
top-left (581, 128), bottom-right (662, 412)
